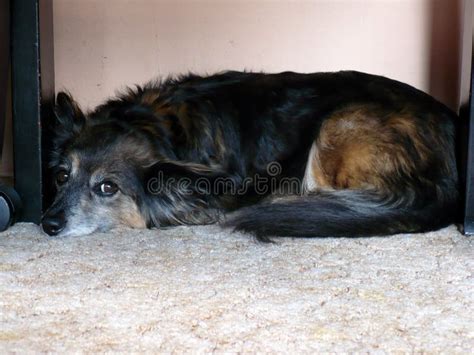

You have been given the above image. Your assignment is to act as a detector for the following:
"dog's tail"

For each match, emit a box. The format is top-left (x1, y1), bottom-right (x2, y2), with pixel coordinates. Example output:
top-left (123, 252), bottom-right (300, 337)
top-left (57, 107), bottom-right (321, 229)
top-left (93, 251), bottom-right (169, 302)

top-left (225, 188), bottom-right (459, 241)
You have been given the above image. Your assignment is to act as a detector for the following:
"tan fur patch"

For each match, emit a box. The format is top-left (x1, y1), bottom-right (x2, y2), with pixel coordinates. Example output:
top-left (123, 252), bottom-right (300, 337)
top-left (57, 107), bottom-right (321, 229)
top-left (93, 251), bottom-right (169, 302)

top-left (213, 126), bottom-right (227, 162)
top-left (309, 105), bottom-right (440, 191)
top-left (303, 143), bottom-right (326, 192)
top-left (70, 153), bottom-right (80, 177)
top-left (116, 196), bottom-right (147, 229)
top-left (140, 89), bottom-right (161, 106)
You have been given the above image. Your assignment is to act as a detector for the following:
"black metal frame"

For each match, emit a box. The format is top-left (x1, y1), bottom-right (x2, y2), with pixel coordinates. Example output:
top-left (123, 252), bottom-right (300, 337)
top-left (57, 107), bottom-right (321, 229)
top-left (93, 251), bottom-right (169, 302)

top-left (463, 60), bottom-right (474, 234)
top-left (10, 0), bottom-right (54, 223)
top-left (0, 1), bottom-right (9, 156)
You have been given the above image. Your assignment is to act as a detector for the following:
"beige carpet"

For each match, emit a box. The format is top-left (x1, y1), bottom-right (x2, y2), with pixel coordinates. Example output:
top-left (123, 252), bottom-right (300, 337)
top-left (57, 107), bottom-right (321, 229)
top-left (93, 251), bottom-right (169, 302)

top-left (0, 223), bottom-right (473, 353)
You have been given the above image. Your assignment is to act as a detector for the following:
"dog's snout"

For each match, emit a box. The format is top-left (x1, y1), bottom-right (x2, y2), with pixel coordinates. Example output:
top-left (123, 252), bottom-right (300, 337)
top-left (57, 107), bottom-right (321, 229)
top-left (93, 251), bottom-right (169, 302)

top-left (42, 211), bottom-right (66, 236)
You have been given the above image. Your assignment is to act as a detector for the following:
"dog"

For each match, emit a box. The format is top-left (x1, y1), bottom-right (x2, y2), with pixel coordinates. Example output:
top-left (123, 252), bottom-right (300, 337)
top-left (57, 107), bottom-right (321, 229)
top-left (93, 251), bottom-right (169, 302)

top-left (41, 70), bottom-right (460, 240)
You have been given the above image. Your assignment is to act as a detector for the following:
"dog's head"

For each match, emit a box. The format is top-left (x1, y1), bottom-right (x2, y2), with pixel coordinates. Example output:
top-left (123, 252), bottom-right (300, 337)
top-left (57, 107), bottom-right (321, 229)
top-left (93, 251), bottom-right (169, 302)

top-left (42, 92), bottom-right (225, 237)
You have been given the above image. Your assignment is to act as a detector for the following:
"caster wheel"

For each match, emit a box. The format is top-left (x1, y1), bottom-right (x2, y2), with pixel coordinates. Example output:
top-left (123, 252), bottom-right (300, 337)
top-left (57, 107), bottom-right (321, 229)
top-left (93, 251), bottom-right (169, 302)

top-left (0, 184), bottom-right (22, 232)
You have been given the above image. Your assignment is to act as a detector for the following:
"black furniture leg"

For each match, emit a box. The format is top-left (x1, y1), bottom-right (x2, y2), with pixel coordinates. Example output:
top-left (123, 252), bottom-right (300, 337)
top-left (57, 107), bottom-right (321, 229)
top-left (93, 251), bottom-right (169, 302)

top-left (464, 63), bottom-right (474, 234)
top-left (10, 0), bottom-right (54, 223)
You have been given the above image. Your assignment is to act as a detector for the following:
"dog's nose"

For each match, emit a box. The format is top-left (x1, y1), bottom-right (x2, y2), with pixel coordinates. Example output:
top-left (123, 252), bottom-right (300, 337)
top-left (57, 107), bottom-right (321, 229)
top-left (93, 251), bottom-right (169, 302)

top-left (42, 211), bottom-right (66, 236)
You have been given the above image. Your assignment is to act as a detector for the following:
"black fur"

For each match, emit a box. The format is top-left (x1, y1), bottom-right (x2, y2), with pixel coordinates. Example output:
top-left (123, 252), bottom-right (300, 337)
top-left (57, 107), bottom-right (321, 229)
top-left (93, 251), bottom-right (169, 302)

top-left (226, 189), bottom-right (458, 242)
top-left (46, 70), bottom-right (460, 239)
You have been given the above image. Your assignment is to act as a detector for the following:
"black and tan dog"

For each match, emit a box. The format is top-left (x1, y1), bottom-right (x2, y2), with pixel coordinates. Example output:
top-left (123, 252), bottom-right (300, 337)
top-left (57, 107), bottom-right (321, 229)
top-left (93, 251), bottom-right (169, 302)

top-left (42, 71), bottom-right (459, 239)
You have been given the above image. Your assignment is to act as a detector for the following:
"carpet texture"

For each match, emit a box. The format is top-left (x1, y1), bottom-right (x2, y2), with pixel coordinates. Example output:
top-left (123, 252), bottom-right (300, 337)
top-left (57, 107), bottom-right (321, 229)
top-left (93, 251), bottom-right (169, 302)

top-left (1, 223), bottom-right (473, 352)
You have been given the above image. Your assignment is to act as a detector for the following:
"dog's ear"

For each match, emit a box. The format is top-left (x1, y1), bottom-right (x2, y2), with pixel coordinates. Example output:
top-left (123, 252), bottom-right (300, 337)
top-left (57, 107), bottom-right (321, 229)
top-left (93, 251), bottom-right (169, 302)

top-left (53, 92), bottom-right (85, 145)
top-left (144, 161), bottom-right (232, 197)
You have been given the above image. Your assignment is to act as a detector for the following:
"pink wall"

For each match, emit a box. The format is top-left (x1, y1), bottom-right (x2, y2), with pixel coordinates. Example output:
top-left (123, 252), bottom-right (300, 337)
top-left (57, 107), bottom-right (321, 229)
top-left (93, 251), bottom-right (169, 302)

top-left (54, 0), bottom-right (461, 110)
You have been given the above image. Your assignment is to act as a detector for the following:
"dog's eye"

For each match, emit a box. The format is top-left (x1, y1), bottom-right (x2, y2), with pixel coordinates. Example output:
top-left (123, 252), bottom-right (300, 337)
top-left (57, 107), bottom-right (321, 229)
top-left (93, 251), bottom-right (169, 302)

top-left (94, 181), bottom-right (119, 197)
top-left (56, 170), bottom-right (69, 185)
